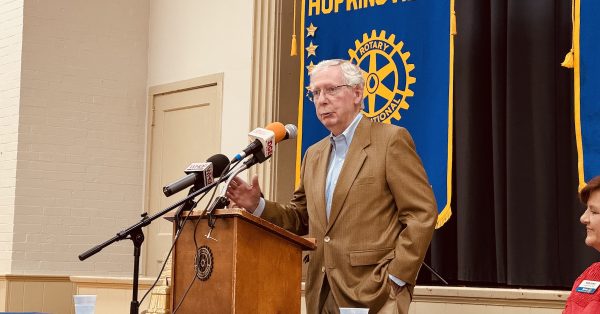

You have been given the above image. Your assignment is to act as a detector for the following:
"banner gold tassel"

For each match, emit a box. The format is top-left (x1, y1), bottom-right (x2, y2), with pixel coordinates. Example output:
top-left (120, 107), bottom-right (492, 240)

top-left (451, 9), bottom-right (457, 36)
top-left (562, 0), bottom-right (575, 69)
top-left (562, 49), bottom-right (575, 68)
top-left (290, 0), bottom-right (298, 56)
top-left (291, 34), bottom-right (297, 56)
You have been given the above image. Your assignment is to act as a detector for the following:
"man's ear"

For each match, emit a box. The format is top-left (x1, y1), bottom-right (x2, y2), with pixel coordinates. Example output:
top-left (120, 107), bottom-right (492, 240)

top-left (353, 86), bottom-right (364, 105)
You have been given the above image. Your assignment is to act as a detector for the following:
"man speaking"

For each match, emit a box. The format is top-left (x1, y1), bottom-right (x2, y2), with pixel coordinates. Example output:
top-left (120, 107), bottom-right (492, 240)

top-left (226, 59), bottom-right (437, 314)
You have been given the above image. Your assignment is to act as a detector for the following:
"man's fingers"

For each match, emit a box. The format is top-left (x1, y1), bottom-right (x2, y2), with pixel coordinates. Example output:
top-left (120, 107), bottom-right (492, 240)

top-left (231, 176), bottom-right (247, 185)
top-left (251, 175), bottom-right (260, 190)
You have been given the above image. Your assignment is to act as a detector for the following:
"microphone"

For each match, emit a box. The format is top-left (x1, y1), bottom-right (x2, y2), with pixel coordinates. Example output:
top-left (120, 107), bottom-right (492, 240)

top-left (232, 122), bottom-right (298, 162)
top-left (204, 124), bottom-right (297, 216)
top-left (162, 154), bottom-right (229, 197)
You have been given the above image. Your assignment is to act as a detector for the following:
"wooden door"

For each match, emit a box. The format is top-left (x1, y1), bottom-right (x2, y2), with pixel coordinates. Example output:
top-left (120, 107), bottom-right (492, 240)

top-left (145, 74), bottom-right (223, 276)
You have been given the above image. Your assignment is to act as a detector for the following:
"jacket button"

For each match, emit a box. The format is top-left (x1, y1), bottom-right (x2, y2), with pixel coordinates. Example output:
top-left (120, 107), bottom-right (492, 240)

top-left (324, 236), bottom-right (331, 243)
top-left (321, 266), bottom-right (326, 272)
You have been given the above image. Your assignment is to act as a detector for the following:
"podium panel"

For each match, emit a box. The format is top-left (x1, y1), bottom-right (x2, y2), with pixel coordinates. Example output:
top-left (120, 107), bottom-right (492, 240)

top-left (170, 209), bottom-right (315, 314)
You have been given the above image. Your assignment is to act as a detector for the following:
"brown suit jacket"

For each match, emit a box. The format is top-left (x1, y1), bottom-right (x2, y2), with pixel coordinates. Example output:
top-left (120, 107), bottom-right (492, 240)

top-left (262, 117), bottom-right (437, 313)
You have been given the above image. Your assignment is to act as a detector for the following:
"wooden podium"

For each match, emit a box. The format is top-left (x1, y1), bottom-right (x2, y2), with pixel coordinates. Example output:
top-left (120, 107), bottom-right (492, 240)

top-left (169, 208), bottom-right (316, 313)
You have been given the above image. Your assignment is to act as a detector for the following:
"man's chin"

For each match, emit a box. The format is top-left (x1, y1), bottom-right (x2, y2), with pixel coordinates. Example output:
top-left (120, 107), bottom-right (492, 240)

top-left (319, 119), bottom-right (335, 128)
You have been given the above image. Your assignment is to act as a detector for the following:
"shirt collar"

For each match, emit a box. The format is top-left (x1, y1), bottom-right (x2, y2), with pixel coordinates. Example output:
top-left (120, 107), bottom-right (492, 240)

top-left (329, 113), bottom-right (362, 146)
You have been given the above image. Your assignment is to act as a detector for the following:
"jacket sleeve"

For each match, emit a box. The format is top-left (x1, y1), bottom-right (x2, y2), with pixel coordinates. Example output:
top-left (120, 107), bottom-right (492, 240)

top-left (260, 152), bottom-right (309, 236)
top-left (386, 127), bottom-right (438, 285)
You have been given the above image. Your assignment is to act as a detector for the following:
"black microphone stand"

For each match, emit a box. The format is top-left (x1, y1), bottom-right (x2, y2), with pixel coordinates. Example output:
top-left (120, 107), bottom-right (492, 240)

top-left (173, 185), bottom-right (202, 233)
top-left (199, 156), bottom-right (262, 238)
top-left (78, 179), bottom-right (223, 314)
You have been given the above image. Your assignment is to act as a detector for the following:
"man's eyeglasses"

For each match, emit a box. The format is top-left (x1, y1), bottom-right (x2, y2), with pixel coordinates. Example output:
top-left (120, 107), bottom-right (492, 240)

top-left (306, 84), bottom-right (352, 102)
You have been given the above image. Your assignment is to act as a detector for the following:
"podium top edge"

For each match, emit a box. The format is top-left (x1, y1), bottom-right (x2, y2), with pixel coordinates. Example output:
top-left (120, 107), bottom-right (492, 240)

top-left (166, 208), bottom-right (317, 251)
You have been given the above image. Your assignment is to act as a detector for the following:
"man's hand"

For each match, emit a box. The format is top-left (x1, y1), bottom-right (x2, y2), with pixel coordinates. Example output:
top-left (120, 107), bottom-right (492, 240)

top-left (226, 175), bottom-right (262, 213)
top-left (389, 278), bottom-right (404, 296)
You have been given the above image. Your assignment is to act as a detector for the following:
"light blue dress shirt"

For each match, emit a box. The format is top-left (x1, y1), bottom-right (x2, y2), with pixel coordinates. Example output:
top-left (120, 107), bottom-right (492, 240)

top-left (325, 113), bottom-right (362, 219)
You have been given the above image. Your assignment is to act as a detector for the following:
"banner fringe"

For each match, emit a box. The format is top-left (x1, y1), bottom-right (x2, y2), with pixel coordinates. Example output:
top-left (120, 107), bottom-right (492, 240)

top-left (291, 34), bottom-right (298, 56)
top-left (450, 10), bottom-right (457, 35)
top-left (562, 49), bottom-right (574, 68)
top-left (290, 0), bottom-right (298, 56)
top-left (435, 205), bottom-right (452, 229)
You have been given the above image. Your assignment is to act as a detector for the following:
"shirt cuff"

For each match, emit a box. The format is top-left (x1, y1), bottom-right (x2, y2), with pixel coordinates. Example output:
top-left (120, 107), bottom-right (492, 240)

top-left (388, 274), bottom-right (406, 287)
top-left (252, 197), bottom-right (266, 217)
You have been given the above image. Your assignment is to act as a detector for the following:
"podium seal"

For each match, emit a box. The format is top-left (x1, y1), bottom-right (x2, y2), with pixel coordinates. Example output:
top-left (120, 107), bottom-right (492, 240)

top-left (195, 245), bottom-right (214, 281)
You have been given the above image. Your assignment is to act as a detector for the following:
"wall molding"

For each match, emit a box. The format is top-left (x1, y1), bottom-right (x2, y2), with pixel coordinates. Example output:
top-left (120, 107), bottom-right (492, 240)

top-left (71, 276), bottom-right (154, 290)
top-left (0, 274), bottom-right (70, 282)
top-left (413, 286), bottom-right (569, 309)
top-left (0, 274), bottom-right (155, 312)
top-left (0, 276), bottom-right (570, 312)
top-left (250, 0), bottom-right (281, 199)
top-left (250, 0), bottom-right (306, 204)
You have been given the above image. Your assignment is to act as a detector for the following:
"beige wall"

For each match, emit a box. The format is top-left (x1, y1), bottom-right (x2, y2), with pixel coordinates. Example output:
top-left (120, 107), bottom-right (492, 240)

top-left (0, 275), bottom-right (73, 313)
top-left (10, 0), bottom-right (149, 276)
top-left (0, 0), bottom-right (24, 274)
top-left (3, 0), bottom-right (256, 277)
top-left (0, 275), bottom-right (153, 313)
top-left (147, 0), bottom-right (254, 159)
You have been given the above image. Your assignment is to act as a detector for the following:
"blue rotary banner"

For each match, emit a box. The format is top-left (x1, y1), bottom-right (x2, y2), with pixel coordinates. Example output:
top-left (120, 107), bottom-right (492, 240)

top-left (573, 0), bottom-right (600, 189)
top-left (295, 0), bottom-right (455, 228)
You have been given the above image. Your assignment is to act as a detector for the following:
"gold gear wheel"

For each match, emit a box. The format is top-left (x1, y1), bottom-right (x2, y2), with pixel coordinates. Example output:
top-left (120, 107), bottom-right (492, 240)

top-left (348, 30), bottom-right (416, 123)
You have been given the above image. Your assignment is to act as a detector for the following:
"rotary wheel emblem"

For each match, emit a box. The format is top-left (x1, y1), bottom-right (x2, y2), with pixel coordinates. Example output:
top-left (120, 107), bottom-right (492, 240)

top-left (195, 245), bottom-right (214, 281)
top-left (348, 30), bottom-right (416, 123)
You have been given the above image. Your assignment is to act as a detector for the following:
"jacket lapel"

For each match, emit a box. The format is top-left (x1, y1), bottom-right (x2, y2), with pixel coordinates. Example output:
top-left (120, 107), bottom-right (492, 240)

top-left (326, 118), bottom-right (371, 233)
top-left (310, 139), bottom-right (330, 231)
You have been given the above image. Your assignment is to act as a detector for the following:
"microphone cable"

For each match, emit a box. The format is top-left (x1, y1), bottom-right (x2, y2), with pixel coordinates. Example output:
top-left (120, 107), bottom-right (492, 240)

top-left (142, 157), bottom-right (239, 309)
top-left (172, 158), bottom-right (244, 313)
top-left (139, 186), bottom-right (213, 305)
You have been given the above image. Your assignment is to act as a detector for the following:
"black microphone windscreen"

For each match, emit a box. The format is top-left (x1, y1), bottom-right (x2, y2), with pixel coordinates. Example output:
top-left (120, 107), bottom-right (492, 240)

top-left (207, 154), bottom-right (229, 177)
